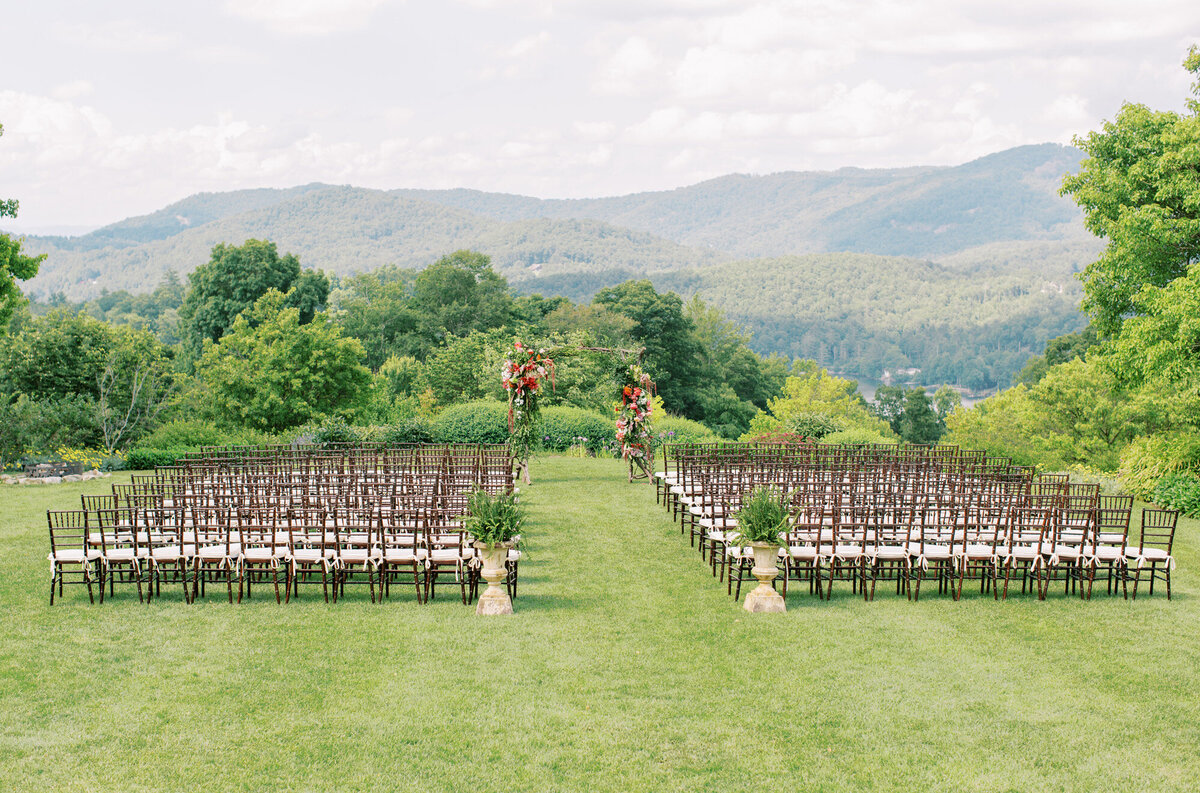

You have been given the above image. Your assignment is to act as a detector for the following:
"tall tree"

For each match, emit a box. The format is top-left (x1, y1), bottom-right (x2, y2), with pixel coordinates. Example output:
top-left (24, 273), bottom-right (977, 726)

top-left (334, 265), bottom-right (422, 369)
top-left (179, 239), bottom-right (322, 352)
top-left (0, 122), bottom-right (46, 334)
top-left (196, 291), bottom-right (370, 432)
top-left (593, 280), bottom-right (701, 416)
top-left (1061, 47), bottom-right (1200, 333)
top-left (898, 387), bottom-right (943, 445)
top-left (412, 250), bottom-right (514, 347)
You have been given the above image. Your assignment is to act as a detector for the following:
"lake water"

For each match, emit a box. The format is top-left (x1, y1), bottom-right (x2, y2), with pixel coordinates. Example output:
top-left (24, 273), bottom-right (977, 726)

top-left (851, 377), bottom-right (986, 409)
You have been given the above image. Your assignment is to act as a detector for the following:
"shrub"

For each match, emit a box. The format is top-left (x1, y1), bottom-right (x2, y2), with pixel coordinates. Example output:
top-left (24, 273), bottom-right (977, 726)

top-left (824, 427), bottom-right (893, 446)
top-left (539, 406), bottom-right (615, 454)
top-left (381, 416), bottom-right (437, 445)
top-left (1118, 431), bottom-right (1200, 497)
top-left (784, 411), bottom-right (845, 440)
top-left (125, 447), bottom-right (192, 470)
top-left (140, 420), bottom-right (277, 449)
top-left (1153, 472), bottom-right (1200, 517)
top-left (743, 431), bottom-right (814, 446)
top-left (433, 401), bottom-right (510, 445)
top-left (311, 416), bottom-right (364, 448)
top-left (652, 415), bottom-right (719, 446)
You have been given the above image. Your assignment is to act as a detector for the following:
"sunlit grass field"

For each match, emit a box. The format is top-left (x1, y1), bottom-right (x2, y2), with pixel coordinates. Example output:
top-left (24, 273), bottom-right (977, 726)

top-left (2, 456), bottom-right (1198, 792)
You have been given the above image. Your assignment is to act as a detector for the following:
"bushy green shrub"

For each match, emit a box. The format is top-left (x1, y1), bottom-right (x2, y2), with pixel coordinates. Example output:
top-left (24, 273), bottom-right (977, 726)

top-left (125, 447), bottom-right (192, 470)
top-left (381, 416), bottom-right (437, 445)
top-left (824, 427), bottom-right (893, 446)
top-left (1153, 472), bottom-right (1200, 517)
top-left (140, 419), bottom-right (277, 449)
top-left (433, 401), bottom-right (510, 445)
top-left (539, 406), bottom-right (615, 454)
top-left (1118, 431), bottom-right (1200, 497)
top-left (784, 411), bottom-right (846, 440)
top-left (311, 416), bottom-right (363, 448)
top-left (652, 415), bottom-right (719, 445)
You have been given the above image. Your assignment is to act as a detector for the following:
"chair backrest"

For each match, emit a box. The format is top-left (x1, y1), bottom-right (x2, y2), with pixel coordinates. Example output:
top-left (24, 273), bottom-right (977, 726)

top-left (1135, 508), bottom-right (1179, 555)
top-left (47, 510), bottom-right (88, 554)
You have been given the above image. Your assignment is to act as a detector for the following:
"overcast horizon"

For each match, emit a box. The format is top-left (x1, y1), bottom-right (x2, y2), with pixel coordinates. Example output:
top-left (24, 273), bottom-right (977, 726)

top-left (3, 1), bottom-right (1199, 233)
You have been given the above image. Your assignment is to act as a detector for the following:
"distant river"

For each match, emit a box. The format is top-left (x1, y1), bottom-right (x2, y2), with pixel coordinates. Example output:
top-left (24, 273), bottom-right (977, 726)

top-left (851, 377), bottom-right (986, 409)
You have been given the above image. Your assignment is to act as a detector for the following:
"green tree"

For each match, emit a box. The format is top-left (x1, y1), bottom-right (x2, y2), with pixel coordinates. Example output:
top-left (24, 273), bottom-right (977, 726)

top-left (196, 291), bottom-right (370, 432)
top-left (1060, 47), bottom-right (1200, 333)
top-left (1028, 357), bottom-right (1161, 470)
top-left (898, 387), bottom-right (943, 444)
top-left (744, 365), bottom-right (893, 439)
top-left (0, 309), bottom-right (115, 400)
top-left (412, 250), bottom-right (514, 347)
top-left (179, 239), bottom-right (316, 351)
top-left (0, 309), bottom-right (176, 451)
top-left (1015, 325), bottom-right (1101, 385)
top-left (593, 280), bottom-right (701, 416)
top-left (872, 385), bottom-right (906, 434)
top-left (334, 265), bottom-right (422, 369)
top-left (932, 385), bottom-right (962, 421)
top-left (0, 123), bottom-right (46, 334)
top-left (422, 331), bottom-right (501, 406)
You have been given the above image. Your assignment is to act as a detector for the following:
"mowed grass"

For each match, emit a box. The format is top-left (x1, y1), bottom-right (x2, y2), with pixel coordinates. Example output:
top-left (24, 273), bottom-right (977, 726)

top-left (2, 456), bottom-right (1199, 792)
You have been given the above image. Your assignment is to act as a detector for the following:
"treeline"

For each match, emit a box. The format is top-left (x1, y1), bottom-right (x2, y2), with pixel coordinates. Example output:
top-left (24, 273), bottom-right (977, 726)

top-left (1, 240), bottom-right (794, 467)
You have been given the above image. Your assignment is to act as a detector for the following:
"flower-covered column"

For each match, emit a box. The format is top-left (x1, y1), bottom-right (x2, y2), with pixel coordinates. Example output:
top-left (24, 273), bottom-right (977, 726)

top-left (502, 342), bottom-right (554, 485)
top-left (616, 365), bottom-right (655, 483)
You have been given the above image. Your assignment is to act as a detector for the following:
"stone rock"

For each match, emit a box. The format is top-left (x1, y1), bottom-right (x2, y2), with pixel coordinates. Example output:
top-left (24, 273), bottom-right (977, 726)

top-left (43, 476), bottom-right (63, 485)
top-left (64, 474), bottom-right (83, 482)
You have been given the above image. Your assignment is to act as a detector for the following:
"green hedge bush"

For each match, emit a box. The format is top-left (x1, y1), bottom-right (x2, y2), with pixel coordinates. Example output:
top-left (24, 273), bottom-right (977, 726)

top-left (432, 401), bottom-right (510, 445)
top-left (652, 415), bottom-right (719, 445)
top-left (1153, 472), bottom-right (1200, 517)
top-left (139, 419), bottom-right (275, 449)
top-left (381, 416), bottom-right (437, 445)
top-left (824, 427), bottom-right (893, 446)
top-left (124, 447), bottom-right (193, 470)
top-left (539, 406), bottom-right (616, 454)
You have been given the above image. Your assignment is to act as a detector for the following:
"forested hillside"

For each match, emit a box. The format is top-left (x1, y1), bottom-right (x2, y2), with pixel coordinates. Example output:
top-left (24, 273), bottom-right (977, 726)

top-left (659, 254), bottom-right (1085, 390)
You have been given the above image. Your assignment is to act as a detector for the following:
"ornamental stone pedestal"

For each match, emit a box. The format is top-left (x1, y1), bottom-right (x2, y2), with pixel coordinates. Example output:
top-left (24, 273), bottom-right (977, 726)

top-left (742, 542), bottom-right (786, 613)
top-left (473, 541), bottom-right (514, 615)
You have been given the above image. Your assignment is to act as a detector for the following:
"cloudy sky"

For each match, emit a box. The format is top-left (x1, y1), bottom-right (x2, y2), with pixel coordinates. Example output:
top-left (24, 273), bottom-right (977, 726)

top-left (2, 0), bottom-right (1198, 232)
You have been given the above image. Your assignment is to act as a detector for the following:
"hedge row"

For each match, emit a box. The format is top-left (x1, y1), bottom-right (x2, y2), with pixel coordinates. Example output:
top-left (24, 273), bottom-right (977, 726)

top-left (123, 403), bottom-right (720, 469)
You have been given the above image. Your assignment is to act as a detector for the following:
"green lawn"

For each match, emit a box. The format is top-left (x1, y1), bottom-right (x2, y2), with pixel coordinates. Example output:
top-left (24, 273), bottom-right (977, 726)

top-left (2, 456), bottom-right (1198, 792)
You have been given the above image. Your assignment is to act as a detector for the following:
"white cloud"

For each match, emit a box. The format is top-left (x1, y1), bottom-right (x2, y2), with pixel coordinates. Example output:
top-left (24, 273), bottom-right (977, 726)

top-left (59, 19), bottom-right (178, 52)
top-left (594, 36), bottom-right (662, 95)
top-left (224, 0), bottom-right (393, 35)
top-left (51, 81), bottom-right (95, 101)
top-left (506, 30), bottom-right (551, 58)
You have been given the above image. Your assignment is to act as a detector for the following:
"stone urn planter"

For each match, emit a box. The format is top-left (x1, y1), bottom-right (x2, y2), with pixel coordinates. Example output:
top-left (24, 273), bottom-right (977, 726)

top-left (473, 540), bottom-right (515, 615)
top-left (743, 541), bottom-right (786, 613)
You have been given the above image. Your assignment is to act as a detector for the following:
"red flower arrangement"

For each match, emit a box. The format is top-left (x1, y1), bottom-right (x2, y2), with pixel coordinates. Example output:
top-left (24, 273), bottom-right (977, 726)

top-left (616, 364), bottom-right (655, 467)
top-left (502, 342), bottom-right (555, 482)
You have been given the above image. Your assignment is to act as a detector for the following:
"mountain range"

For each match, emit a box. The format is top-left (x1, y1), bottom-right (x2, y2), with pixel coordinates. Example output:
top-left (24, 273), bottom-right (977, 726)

top-left (9, 143), bottom-right (1099, 388)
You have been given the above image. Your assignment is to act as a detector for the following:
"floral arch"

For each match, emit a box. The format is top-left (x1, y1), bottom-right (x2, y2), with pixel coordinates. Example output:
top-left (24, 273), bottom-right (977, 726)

top-left (500, 341), bottom-right (654, 484)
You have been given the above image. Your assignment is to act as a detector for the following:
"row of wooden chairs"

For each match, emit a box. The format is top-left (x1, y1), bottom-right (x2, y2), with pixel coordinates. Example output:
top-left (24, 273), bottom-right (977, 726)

top-left (658, 442), bottom-right (1180, 602)
top-left (46, 445), bottom-right (522, 605)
